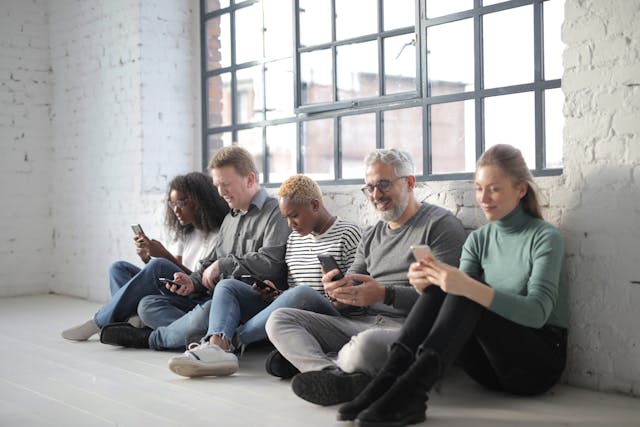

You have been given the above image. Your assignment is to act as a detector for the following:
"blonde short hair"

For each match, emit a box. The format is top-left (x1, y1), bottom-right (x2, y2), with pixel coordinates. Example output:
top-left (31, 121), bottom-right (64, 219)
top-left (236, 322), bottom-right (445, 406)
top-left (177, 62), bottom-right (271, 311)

top-left (277, 174), bottom-right (323, 205)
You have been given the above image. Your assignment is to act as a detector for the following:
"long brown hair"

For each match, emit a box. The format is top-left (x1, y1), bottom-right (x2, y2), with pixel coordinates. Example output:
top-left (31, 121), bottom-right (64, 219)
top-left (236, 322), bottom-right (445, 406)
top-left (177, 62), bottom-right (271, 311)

top-left (476, 144), bottom-right (543, 219)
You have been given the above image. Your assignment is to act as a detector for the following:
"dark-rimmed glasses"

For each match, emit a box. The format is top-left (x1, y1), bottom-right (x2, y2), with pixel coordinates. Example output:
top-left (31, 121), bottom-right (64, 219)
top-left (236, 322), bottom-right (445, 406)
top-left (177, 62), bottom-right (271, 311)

top-left (167, 198), bottom-right (190, 209)
top-left (360, 176), bottom-right (407, 195)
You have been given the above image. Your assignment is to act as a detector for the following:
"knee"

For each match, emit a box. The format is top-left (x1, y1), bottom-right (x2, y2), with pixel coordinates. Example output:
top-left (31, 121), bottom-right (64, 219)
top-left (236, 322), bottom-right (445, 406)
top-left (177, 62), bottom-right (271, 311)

top-left (214, 279), bottom-right (241, 295)
top-left (146, 257), bottom-right (175, 269)
top-left (265, 308), bottom-right (297, 340)
top-left (282, 285), bottom-right (319, 303)
top-left (109, 260), bottom-right (131, 275)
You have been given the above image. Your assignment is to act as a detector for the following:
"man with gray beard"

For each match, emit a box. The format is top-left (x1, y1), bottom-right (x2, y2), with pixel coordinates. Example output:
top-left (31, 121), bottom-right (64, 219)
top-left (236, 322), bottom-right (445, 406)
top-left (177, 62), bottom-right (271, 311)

top-left (265, 148), bottom-right (467, 406)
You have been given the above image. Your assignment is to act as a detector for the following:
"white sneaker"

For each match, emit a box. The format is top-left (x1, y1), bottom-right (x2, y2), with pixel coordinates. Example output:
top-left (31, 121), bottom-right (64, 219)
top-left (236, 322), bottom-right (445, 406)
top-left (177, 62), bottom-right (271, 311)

top-left (168, 342), bottom-right (239, 377)
top-left (61, 319), bottom-right (100, 341)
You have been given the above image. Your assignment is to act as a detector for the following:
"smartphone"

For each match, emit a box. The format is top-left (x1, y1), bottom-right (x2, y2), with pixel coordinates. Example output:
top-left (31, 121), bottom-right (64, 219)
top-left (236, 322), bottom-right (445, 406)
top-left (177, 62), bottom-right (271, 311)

top-left (317, 254), bottom-right (344, 280)
top-left (240, 274), bottom-right (275, 291)
top-left (159, 277), bottom-right (182, 288)
top-left (131, 224), bottom-right (145, 235)
top-left (410, 244), bottom-right (433, 261)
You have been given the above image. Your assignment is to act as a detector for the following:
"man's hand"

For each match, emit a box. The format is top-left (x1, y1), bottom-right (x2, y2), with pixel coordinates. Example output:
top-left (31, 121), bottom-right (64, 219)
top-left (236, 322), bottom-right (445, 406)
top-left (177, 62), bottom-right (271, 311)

top-left (169, 272), bottom-right (195, 296)
top-left (331, 273), bottom-right (385, 307)
top-left (253, 279), bottom-right (282, 303)
top-left (201, 261), bottom-right (221, 291)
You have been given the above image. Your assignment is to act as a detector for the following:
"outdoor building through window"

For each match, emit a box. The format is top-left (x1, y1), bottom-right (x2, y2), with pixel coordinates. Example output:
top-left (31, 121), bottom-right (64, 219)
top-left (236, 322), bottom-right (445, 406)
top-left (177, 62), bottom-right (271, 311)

top-left (201, 0), bottom-right (564, 184)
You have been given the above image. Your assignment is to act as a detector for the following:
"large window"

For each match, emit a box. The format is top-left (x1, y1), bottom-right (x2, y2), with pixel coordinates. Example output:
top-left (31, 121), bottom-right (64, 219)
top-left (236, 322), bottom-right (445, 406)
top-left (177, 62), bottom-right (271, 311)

top-left (201, 0), bottom-right (564, 184)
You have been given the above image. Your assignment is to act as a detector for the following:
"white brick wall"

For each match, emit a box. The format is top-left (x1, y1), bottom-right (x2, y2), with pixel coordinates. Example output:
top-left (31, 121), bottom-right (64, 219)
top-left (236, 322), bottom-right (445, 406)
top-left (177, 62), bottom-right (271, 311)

top-left (0, 0), bottom-right (638, 397)
top-left (0, 0), bottom-right (52, 297)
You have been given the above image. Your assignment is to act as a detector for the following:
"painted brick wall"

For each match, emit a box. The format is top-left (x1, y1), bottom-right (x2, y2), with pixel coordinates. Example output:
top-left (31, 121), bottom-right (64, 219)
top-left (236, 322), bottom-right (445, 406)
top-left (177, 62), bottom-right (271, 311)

top-left (0, 0), bottom-right (52, 297)
top-left (45, 0), bottom-right (200, 301)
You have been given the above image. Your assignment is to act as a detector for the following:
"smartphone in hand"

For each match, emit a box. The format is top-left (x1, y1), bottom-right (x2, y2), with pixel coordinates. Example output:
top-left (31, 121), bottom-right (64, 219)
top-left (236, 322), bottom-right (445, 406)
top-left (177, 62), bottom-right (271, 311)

top-left (410, 244), bottom-right (433, 261)
top-left (240, 275), bottom-right (277, 291)
top-left (131, 224), bottom-right (145, 235)
top-left (159, 277), bottom-right (182, 288)
top-left (317, 254), bottom-right (345, 280)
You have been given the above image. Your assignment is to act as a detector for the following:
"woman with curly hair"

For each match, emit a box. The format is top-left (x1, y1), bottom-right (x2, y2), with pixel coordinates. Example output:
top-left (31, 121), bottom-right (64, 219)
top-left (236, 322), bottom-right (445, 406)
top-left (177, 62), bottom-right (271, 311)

top-left (62, 172), bottom-right (229, 341)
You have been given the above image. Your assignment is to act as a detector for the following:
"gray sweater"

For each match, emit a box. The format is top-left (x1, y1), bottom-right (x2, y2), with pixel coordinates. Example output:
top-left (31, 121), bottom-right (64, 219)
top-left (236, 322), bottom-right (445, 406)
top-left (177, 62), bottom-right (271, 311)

top-left (347, 202), bottom-right (467, 317)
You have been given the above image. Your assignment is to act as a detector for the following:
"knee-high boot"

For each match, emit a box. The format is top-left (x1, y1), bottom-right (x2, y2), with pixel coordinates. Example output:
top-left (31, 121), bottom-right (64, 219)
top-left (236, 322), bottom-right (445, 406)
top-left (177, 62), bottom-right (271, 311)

top-left (337, 342), bottom-right (415, 421)
top-left (355, 347), bottom-right (443, 427)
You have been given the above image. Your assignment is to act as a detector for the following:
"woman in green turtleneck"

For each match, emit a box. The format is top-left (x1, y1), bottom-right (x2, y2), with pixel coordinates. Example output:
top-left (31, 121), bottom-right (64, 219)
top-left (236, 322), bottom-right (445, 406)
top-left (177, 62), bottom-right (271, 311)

top-left (337, 144), bottom-right (568, 427)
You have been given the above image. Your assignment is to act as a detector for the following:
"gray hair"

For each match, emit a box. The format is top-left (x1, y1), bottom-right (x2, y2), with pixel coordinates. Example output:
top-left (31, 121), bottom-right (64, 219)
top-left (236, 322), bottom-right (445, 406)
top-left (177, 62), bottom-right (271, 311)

top-left (364, 148), bottom-right (415, 177)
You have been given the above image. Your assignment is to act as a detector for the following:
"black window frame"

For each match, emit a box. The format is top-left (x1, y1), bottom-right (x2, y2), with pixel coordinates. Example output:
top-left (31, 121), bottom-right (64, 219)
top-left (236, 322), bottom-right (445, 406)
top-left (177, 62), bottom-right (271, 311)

top-left (200, 0), bottom-right (563, 186)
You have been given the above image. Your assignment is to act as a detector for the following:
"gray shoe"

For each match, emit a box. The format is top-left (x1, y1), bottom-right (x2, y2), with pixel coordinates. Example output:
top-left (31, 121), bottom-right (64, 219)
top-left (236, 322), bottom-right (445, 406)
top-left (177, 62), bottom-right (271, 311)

top-left (291, 368), bottom-right (372, 406)
top-left (61, 319), bottom-right (100, 341)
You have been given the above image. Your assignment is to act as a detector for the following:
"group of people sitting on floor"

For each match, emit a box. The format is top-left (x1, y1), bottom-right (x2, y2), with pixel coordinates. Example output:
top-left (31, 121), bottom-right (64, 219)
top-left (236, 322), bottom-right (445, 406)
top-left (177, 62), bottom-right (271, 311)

top-left (62, 144), bottom-right (568, 427)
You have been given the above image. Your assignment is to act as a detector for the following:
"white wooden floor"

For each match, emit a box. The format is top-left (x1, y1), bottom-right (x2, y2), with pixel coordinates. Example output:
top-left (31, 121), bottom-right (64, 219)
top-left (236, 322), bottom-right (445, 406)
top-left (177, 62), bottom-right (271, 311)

top-left (0, 295), bottom-right (638, 427)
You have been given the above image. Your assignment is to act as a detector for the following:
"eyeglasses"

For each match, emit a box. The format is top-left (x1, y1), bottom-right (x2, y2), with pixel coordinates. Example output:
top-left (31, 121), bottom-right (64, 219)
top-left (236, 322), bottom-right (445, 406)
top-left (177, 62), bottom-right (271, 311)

top-left (167, 198), bottom-right (190, 209)
top-left (360, 176), bottom-right (407, 195)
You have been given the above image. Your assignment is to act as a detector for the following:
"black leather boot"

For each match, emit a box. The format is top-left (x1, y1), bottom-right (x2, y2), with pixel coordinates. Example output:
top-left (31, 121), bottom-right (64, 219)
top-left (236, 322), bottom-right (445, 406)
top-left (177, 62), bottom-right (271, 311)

top-left (355, 348), bottom-right (443, 427)
top-left (337, 342), bottom-right (414, 421)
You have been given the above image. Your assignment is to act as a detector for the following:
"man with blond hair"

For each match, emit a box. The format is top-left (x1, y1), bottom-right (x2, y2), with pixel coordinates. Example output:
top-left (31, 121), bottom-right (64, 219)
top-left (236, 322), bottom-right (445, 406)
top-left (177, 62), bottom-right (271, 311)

top-left (165, 174), bottom-right (362, 377)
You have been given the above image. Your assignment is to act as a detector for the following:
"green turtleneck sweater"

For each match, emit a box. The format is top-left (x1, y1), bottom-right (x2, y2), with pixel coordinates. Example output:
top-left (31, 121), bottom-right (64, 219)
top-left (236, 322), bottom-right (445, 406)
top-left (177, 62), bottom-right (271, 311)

top-left (459, 205), bottom-right (568, 329)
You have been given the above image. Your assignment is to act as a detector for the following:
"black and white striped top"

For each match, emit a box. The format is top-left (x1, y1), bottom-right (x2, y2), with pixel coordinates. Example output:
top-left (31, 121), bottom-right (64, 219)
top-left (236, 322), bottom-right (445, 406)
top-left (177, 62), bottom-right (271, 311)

top-left (285, 217), bottom-right (362, 293)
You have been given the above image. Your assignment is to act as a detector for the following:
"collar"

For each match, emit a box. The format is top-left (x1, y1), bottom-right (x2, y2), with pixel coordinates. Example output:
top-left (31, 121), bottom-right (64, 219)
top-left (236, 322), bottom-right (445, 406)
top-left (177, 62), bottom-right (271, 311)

top-left (494, 204), bottom-right (529, 233)
top-left (230, 187), bottom-right (268, 217)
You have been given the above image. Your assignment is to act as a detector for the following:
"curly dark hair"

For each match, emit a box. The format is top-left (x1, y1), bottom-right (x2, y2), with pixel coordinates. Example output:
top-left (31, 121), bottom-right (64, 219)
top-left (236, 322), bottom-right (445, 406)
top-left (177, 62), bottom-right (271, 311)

top-left (164, 172), bottom-right (229, 240)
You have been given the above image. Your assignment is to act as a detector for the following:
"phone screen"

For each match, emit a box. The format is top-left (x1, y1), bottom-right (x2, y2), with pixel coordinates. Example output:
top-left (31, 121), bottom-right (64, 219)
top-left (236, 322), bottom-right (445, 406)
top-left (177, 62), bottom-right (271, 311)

top-left (410, 245), bottom-right (433, 261)
top-left (131, 224), bottom-right (144, 235)
top-left (317, 254), bottom-right (345, 280)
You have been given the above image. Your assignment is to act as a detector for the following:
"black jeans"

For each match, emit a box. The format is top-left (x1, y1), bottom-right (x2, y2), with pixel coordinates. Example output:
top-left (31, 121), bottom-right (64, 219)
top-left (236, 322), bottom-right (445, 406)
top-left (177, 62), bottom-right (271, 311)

top-left (396, 286), bottom-right (567, 396)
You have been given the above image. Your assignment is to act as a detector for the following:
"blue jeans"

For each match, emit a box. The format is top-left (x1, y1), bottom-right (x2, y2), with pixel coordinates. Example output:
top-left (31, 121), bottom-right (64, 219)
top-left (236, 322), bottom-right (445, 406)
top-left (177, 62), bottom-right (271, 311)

top-left (147, 279), bottom-right (340, 351)
top-left (93, 258), bottom-right (181, 328)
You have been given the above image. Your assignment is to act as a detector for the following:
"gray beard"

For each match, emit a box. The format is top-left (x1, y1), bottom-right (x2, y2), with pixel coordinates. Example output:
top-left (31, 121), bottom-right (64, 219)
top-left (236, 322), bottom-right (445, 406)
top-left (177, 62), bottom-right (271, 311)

top-left (377, 188), bottom-right (410, 222)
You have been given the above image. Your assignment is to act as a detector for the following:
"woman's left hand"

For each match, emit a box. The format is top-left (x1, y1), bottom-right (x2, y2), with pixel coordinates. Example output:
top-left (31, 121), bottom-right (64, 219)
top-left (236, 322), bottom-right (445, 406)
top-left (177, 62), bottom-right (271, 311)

top-left (420, 258), bottom-right (471, 297)
top-left (254, 279), bottom-right (282, 303)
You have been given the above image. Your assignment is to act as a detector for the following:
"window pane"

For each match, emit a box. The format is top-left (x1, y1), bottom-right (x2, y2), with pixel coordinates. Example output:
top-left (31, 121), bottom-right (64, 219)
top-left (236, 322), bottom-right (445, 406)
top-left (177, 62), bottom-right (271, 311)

top-left (383, 0), bottom-right (415, 30)
top-left (299, 0), bottom-right (331, 46)
top-left (484, 6), bottom-right (534, 89)
top-left (206, 0), bottom-right (229, 13)
top-left (236, 66), bottom-right (263, 124)
top-left (341, 113), bottom-right (376, 179)
top-left (267, 123), bottom-right (297, 183)
top-left (207, 133), bottom-right (232, 155)
top-left (337, 41), bottom-right (378, 101)
top-left (207, 73), bottom-right (232, 127)
top-left (431, 100), bottom-right (475, 174)
top-left (384, 35), bottom-right (417, 95)
top-left (237, 128), bottom-right (264, 180)
top-left (264, 0), bottom-right (293, 59)
top-left (427, 19), bottom-right (474, 95)
top-left (205, 14), bottom-right (230, 70)
top-left (544, 0), bottom-right (565, 80)
top-left (426, 0), bottom-right (473, 18)
top-left (236, 4), bottom-right (263, 64)
top-left (302, 119), bottom-right (334, 180)
top-left (265, 59), bottom-right (294, 120)
top-left (545, 88), bottom-right (564, 168)
top-left (336, 0), bottom-right (377, 40)
top-left (383, 107), bottom-right (423, 175)
top-left (485, 92), bottom-right (535, 167)
top-left (301, 49), bottom-right (333, 104)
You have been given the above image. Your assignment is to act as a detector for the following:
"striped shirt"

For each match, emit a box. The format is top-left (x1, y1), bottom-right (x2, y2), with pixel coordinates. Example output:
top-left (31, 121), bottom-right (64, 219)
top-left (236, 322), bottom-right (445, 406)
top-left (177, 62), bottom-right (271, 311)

top-left (285, 217), bottom-right (362, 293)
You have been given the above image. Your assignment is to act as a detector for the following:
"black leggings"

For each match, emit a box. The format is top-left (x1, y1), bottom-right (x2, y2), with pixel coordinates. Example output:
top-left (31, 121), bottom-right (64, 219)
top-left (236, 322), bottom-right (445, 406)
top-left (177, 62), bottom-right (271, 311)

top-left (397, 286), bottom-right (567, 396)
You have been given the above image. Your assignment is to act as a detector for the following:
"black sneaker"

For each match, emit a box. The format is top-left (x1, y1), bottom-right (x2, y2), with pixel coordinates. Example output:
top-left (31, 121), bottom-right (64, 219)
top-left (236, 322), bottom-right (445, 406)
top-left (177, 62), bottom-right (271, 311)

top-left (100, 322), bottom-right (152, 348)
top-left (265, 349), bottom-right (299, 379)
top-left (291, 368), bottom-right (372, 406)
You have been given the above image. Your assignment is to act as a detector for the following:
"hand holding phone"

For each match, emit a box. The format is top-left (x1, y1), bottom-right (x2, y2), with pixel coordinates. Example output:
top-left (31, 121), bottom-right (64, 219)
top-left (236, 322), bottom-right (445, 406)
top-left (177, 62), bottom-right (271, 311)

top-left (317, 254), bottom-right (344, 280)
top-left (240, 275), bottom-right (277, 291)
top-left (410, 244), bottom-right (434, 261)
top-left (131, 224), bottom-right (145, 235)
top-left (159, 277), bottom-right (182, 288)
